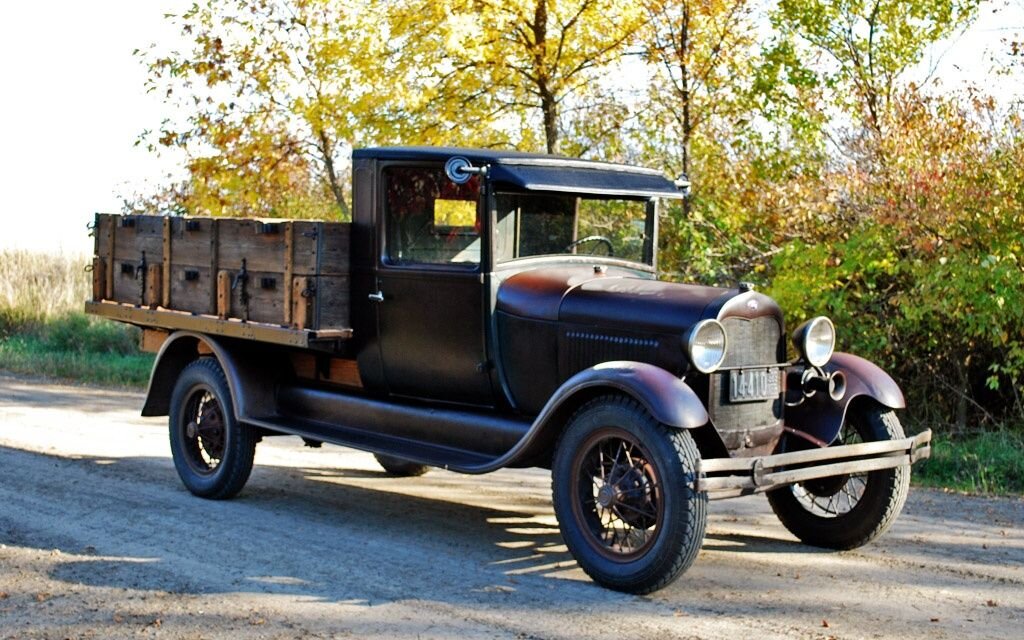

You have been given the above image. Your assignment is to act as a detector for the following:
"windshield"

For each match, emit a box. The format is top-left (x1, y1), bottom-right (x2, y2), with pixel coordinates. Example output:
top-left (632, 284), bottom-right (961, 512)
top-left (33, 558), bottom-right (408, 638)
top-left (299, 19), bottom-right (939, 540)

top-left (494, 192), bottom-right (656, 266)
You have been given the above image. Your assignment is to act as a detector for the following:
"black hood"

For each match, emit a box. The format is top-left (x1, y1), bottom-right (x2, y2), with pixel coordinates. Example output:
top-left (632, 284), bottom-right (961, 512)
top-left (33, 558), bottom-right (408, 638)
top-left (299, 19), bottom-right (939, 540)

top-left (496, 265), bottom-right (782, 334)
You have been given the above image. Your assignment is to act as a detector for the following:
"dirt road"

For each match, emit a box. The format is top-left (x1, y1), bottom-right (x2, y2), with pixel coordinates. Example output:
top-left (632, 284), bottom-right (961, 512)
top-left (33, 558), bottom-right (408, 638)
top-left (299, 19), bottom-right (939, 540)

top-left (0, 373), bottom-right (1021, 639)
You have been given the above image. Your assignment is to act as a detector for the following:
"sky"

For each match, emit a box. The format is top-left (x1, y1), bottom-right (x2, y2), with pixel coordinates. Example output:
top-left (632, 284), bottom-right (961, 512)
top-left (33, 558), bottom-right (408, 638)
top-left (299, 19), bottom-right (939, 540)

top-left (0, 1), bottom-right (1021, 255)
top-left (0, 1), bottom-right (188, 254)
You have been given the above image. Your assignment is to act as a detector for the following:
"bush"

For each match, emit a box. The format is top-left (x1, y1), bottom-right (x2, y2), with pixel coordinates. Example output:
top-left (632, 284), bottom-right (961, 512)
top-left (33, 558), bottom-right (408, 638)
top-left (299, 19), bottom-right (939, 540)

top-left (765, 93), bottom-right (1024, 433)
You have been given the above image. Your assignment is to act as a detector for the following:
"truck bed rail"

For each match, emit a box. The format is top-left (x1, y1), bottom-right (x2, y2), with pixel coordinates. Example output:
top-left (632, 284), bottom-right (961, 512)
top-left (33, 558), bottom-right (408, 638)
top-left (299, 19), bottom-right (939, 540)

top-left (86, 300), bottom-right (352, 350)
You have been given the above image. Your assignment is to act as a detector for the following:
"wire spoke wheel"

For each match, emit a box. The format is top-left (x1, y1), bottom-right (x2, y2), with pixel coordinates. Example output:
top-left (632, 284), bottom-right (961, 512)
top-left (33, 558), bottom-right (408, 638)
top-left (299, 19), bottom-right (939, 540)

top-left (767, 402), bottom-right (911, 550)
top-left (180, 388), bottom-right (226, 475)
top-left (552, 396), bottom-right (706, 594)
top-left (791, 420), bottom-right (868, 518)
top-left (572, 429), bottom-right (663, 561)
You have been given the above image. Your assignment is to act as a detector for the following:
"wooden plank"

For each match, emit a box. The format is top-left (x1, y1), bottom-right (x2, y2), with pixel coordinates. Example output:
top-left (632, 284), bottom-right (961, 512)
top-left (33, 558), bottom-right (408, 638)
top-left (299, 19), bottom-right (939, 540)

top-left (314, 275), bottom-right (350, 330)
top-left (167, 216), bottom-right (217, 267)
top-left (91, 257), bottom-right (106, 301)
top-left (317, 223), bottom-right (351, 275)
top-left (169, 265), bottom-right (213, 315)
top-left (327, 358), bottom-right (363, 388)
top-left (145, 264), bottom-right (162, 308)
top-left (218, 219), bottom-right (289, 272)
top-left (210, 220), bottom-right (220, 313)
top-left (162, 217), bottom-right (172, 308)
top-left (85, 300), bottom-right (352, 348)
top-left (217, 270), bottom-right (231, 320)
top-left (105, 216), bottom-right (115, 300)
top-left (291, 276), bottom-right (311, 329)
top-left (284, 222), bottom-right (294, 324)
top-left (290, 221), bottom-right (321, 274)
top-left (239, 270), bottom-right (287, 325)
top-left (113, 215), bottom-right (164, 264)
top-left (113, 257), bottom-right (142, 305)
top-left (140, 328), bottom-right (169, 353)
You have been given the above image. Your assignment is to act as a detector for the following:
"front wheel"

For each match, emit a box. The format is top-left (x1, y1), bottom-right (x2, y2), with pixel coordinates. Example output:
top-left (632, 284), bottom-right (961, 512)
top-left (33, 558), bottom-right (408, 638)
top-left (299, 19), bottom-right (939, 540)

top-left (168, 358), bottom-right (257, 499)
top-left (552, 396), bottom-right (707, 594)
top-left (766, 402), bottom-right (910, 549)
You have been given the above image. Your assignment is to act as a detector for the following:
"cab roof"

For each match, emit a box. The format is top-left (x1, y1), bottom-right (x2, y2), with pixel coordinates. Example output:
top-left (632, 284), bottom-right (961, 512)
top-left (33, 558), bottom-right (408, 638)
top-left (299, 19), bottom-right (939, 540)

top-left (353, 146), bottom-right (683, 199)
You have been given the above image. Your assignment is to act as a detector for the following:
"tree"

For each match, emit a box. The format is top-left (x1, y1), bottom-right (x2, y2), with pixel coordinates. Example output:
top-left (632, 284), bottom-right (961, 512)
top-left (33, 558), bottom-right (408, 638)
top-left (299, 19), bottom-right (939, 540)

top-left (639, 0), bottom-right (758, 178)
top-left (388, 0), bottom-right (646, 154)
top-left (770, 0), bottom-right (981, 137)
top-left (140, 0), bottom-right (399, 218)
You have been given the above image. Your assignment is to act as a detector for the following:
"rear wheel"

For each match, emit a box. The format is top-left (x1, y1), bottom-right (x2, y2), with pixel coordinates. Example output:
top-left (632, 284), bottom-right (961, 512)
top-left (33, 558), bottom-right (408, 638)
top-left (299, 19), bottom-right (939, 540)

top-left (169, 358), bottom-right (256, 499)
top-left (552, 396), bottom-right (707, 594)
top-left (374, 453), bottom-right (430, 477)
top-left (767, 402), bottom-right (910, 549)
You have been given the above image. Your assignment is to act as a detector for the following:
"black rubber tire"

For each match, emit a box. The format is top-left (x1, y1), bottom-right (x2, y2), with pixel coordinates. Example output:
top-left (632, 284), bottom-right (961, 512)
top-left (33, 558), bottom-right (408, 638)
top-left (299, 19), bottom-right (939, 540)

top-left (552, 395), bottom-right (707, 594)
top-left (374, 453), bottom-right (430, 477)
top-left (766, 402), bottom-right (910, 550)
top-left (168, 358), bottom-right (257, 499)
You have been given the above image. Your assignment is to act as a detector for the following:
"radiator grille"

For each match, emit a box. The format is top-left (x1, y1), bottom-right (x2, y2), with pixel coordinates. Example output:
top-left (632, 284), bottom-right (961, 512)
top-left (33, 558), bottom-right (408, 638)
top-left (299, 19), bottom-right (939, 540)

top-left (709, 316), bottom-right (784, 455)
top-left (721, 316), bottom-right (781, 367)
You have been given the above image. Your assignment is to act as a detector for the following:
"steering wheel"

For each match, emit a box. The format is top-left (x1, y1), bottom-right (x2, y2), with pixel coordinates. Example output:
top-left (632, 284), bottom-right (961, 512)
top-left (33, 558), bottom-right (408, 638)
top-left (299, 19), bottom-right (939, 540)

top-left (564, 235), bottom-right (614, 256)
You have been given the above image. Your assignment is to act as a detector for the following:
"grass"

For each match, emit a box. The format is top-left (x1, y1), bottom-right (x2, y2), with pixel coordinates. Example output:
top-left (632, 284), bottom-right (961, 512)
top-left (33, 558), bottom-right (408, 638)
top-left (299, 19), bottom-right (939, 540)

top-left (0, 330), bottom-right (153, 387)
top-left (0, 249), bottom-right (153, 387)
top-left (914, 430), bottom-right (1024, 496)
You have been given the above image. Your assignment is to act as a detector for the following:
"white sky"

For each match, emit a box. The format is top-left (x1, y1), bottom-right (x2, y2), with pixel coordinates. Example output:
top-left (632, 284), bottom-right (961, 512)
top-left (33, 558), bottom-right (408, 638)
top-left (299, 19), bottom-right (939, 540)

top-left (0, 1), bottom-right (1021, 255)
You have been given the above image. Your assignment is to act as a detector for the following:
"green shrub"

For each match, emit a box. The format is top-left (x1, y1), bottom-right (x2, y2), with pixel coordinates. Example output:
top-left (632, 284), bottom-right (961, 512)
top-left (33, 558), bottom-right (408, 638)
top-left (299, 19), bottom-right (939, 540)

top-left (916, 431), bottom-right (1024, 495)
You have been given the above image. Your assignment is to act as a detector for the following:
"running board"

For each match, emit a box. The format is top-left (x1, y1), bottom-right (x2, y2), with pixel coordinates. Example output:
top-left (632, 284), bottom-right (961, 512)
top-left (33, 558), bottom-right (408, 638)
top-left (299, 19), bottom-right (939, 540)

top-left (247, 414), bottom-right (498, 471)
top-left (246, 385), bottom-right (533, 473)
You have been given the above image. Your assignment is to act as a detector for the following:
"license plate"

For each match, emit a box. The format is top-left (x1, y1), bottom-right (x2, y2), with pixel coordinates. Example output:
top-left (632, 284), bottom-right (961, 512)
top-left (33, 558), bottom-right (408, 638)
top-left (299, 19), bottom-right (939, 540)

top-left (728, 368), bottom-right (780, 403)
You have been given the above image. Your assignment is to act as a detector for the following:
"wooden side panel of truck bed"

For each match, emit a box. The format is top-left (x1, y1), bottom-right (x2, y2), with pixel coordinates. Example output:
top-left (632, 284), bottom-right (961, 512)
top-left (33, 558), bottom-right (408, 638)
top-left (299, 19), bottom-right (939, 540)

top-left (89, 213), bottom-right (353, 349)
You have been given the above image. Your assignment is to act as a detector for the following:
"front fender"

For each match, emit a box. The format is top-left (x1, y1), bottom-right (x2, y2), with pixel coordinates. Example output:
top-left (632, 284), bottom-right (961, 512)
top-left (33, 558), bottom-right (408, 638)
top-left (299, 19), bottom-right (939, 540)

top-left (500, 361), bottom-right (709, 468)
top-left (141, 331), bottom-right (286, 420)
top-left (545, 361), bottom-right (710, 429)
top-left (786, 352), bottom-right (905, 445)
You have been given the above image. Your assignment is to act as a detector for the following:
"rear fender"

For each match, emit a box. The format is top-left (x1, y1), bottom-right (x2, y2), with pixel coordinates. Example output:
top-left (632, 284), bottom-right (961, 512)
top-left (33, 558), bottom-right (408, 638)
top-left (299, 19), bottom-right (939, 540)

top-left (141, 331), bottom-right (285, 420)
top-left (785, 352), bottom-right (905, 445)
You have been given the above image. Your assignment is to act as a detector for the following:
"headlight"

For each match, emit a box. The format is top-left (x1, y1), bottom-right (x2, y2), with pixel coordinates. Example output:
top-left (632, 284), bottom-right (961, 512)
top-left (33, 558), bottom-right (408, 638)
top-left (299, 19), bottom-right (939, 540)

top-left (793, 316), bottom-right (835, 367)
top-left (686, 319), bottom-right (728, 373)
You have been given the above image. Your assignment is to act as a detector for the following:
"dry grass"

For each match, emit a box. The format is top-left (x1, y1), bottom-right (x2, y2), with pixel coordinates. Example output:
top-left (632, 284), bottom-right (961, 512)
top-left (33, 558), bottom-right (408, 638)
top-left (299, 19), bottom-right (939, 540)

top-left (0, 249), bottom-right (91, 330)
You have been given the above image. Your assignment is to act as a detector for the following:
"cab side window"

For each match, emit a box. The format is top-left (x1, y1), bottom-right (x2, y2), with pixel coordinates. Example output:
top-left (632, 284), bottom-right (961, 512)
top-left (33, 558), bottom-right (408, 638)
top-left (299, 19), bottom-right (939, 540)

top-left (383, 166), bottom-right (481, 266)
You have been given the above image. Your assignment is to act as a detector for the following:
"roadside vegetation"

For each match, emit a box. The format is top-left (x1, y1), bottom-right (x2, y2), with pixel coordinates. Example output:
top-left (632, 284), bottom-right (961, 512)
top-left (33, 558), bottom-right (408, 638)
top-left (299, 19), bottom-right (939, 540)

top-left (0, 250), bottom-right (153, 387)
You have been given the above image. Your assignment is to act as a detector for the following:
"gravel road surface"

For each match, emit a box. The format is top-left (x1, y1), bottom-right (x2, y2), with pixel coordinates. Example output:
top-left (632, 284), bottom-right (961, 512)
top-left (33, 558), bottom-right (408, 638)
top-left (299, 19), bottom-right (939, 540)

top-left (0, 373), bottom-right (1021, 639)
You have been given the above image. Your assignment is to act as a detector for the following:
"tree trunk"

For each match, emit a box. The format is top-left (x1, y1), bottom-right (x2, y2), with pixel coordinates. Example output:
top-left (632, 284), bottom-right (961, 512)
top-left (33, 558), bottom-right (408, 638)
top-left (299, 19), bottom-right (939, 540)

top-left (532, 0), bottom-right (559, 154)
top-left (318, 129), bottom-right (350, 219)
top-left (541, 89), bottom-right (559, 154)
top-left (677, 4), bottom-right (692, 216)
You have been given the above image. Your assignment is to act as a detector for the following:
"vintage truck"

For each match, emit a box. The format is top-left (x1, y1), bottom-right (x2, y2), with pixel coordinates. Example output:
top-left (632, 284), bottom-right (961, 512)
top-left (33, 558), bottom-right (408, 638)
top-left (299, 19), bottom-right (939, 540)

top-left (87, 147), bottom-right (931, 593)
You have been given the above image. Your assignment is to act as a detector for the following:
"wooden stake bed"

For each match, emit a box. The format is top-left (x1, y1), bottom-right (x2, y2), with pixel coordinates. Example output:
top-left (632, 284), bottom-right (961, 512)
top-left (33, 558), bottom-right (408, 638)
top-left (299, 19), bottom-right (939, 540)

top-left (86, 300), bottom-right (352, 350)
top-left (88, 213), bottom-right (353, 348)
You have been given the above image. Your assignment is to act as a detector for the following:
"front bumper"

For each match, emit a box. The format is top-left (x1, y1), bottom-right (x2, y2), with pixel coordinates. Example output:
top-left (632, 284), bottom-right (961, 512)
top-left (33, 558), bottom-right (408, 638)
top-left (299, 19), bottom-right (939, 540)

top-left (696, 429), bottom-right (932, 499)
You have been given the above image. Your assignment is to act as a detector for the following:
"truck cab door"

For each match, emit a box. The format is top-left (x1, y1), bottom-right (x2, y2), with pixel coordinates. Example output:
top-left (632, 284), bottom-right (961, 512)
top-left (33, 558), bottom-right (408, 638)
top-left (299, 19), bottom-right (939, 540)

top-left (371, 164), bottom-right (494, 405)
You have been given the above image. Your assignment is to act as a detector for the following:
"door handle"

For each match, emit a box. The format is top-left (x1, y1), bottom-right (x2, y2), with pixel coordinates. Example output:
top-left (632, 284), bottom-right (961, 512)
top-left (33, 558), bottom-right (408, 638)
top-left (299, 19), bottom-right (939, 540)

top-left (368, 291), bottom-right (384, 302)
